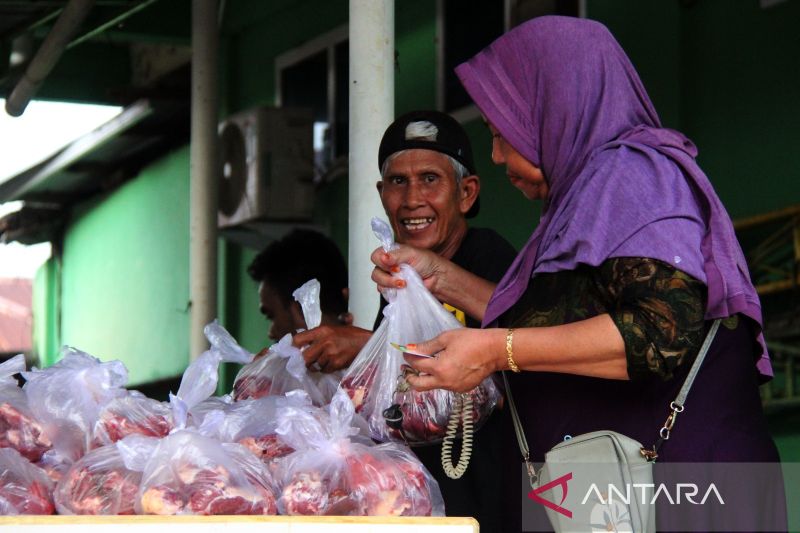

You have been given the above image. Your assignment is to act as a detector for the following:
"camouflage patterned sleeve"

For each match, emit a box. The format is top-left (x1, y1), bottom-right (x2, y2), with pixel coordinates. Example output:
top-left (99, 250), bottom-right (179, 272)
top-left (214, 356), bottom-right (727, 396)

top-left (597, 257), bottom-right (708, 381)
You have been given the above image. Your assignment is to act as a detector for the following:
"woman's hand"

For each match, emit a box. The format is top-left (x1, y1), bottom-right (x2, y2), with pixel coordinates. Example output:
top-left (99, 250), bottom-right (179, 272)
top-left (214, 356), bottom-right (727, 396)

top-left (370, 244), bottom-right (448, 294)
top-left (400, 328), bottom-right (507, 393)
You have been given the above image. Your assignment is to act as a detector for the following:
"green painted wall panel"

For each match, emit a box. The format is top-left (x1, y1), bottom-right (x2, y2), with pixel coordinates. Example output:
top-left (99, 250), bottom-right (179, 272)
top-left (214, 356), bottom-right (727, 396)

top-left (586, 0), bottom-right (682, 128)
top-left (396, 0), bottom-right (437, 115)
top-left (680, 0), bottom-right (800, 219)
top-left (60, 147), bottom-right (191, 386)
top-left (32, 257), bottom-right (60, 367)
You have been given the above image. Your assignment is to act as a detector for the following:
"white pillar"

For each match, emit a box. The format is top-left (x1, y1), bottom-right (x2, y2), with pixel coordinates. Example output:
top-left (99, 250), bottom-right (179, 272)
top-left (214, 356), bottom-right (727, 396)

top-left (189, 0), bottom-right (219, 359)
top-left (348, 0), bottom-right (394, 328)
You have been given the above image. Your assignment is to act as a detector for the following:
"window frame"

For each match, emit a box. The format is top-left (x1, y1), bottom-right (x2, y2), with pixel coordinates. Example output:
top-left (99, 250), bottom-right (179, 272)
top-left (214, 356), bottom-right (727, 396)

top-left (436, 0), bottom-right (586, 122)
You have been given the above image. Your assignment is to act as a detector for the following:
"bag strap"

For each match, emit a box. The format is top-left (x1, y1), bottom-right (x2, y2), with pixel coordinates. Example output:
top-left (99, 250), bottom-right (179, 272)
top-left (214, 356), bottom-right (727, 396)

top-left (504, 318), bottom-right (722, 486)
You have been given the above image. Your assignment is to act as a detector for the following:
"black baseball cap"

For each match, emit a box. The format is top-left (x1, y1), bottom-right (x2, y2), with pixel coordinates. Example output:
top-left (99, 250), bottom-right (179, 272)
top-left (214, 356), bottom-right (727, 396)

top-left (378, 110), bottom-right (480, 218)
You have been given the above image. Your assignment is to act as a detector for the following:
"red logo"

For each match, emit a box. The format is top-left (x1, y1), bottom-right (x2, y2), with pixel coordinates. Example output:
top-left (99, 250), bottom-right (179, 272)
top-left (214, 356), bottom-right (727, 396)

top-left (528, 472), bottom-right (573, 518)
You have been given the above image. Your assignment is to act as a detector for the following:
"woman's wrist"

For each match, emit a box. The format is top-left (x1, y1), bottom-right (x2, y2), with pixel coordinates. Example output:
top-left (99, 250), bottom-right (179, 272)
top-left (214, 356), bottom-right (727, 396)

top-left (486, 328), bottom-right (512, 373)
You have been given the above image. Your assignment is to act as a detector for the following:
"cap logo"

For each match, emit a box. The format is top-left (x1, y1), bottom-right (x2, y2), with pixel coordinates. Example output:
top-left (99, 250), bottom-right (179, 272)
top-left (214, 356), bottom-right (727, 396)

top-left (405, 121), bottom-right (438, 142)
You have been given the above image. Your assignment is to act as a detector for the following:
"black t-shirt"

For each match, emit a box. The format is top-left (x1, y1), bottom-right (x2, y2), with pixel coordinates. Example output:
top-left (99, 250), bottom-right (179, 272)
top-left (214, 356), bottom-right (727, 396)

top-left (372, 227), bottom-right (520, 533)
top-left (373, 226), bottom-right (517, 329)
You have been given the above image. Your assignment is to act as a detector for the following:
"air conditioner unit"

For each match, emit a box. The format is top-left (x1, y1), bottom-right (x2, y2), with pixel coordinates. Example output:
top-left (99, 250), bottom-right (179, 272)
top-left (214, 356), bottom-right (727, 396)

top-left (218, 106), bottom-right (314, 228)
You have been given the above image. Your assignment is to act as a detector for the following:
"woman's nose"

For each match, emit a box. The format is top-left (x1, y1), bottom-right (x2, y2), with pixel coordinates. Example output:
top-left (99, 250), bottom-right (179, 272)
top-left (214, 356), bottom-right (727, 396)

top-left (491, 140), bottom-right (505, 165)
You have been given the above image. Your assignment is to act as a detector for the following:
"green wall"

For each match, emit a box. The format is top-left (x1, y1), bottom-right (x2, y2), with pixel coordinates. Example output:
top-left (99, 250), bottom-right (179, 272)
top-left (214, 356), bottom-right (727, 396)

top-left (32, 257), bottom-right (60, 367)
top-left (680, 0), bottom-right (800, 219)
top-left (58, 146), bottom-right (191, 386)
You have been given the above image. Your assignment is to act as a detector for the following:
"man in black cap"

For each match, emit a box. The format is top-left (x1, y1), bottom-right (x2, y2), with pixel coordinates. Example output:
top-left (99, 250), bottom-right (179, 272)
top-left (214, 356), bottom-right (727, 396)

top-left (294, 109), bottom-right (516, 363)
top-left (294, 111), bottom-right (519, 532)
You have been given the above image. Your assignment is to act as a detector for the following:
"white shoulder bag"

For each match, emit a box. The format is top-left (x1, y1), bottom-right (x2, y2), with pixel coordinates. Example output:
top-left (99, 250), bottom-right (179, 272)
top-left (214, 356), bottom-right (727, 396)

top-left (505, 319), bottom-right (721, 533)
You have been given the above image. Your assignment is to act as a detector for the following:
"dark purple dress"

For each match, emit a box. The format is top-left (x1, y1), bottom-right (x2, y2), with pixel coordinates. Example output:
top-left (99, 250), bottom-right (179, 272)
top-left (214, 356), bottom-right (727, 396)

top-left (496, 257), bottom-right (785, 531)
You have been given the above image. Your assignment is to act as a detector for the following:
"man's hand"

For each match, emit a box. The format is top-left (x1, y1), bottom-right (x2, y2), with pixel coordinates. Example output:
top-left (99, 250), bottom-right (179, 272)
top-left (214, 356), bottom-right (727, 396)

top-left (292, 325), bottom-right (372, 373)
top-left (370, 244), bottom-right (448, 294)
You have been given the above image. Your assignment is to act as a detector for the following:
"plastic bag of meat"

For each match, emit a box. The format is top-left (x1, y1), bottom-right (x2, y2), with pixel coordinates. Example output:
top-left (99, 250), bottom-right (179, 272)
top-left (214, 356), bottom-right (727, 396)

top-left (168, 321), bottom-right (256, 431)
top-left (0, 447), bottom-right (55, 514)
top-left (127, 431), bottom-right (279, 515)
top-left (0, 355), bottom-right (52, 462)
top-left (194, 391), bottom-right (314, 467)
top-left (93, 391), bottom-right (173, 447)
top-left (232, 279), bottom-right (342, 405)
top-left (54, 435), bottom-right (154, 515)
top-left (275, 390), bottom-right (444, 516)
top-left (339, 218), bottom-right (501, 445)
top-left (22, 349), bottom-right (128, 463)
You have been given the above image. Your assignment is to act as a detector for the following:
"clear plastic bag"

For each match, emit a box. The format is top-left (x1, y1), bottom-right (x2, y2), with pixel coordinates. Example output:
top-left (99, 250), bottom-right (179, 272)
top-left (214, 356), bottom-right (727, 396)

top-left (169, 320), bottom-right (256, 430)
top-left (54, 435), bottom-right (154, 515)
top-left (0, 447), bottom-right (55, 515)
top-left (275, 390), bottom-right (444, 516)
top-left (93, 391), bottom-right (173, 447)
top-left (0, 354), bottom-right (52, 462)
top-left (131, 431), bottom-right (279, 515)
top-left (195, 391), bottom-right (315, 467)
top-left (232, 279), bottom-right (341, 405)
top-left (22, 349), bottom-right (129, 463)
top-left (339, 218), bottom-right (501, 445)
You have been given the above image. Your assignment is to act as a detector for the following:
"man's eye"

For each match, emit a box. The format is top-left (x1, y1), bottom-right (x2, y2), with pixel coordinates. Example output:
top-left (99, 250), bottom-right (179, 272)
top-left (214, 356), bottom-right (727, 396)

top-left (389, 176), bottom-right (405, 185)
top-left (423, 174), bottom-right (439, 183)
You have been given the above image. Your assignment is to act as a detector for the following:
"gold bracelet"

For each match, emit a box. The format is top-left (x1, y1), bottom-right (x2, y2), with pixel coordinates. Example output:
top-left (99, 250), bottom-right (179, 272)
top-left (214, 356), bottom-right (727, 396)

top-left (506, 328), bottom-right (521, 373)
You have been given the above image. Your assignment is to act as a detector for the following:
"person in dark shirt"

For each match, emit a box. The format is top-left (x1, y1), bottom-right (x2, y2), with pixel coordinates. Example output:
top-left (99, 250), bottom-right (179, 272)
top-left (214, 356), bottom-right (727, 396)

top-left (294, 110), bottom-right (518, 532)
top-left (247, 229), bottom-right (351, 344)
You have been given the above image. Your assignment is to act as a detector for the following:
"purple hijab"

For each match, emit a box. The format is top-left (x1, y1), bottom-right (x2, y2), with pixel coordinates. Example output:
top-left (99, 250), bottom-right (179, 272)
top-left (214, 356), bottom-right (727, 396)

top-left (456, 16), bottom-right (772, 378)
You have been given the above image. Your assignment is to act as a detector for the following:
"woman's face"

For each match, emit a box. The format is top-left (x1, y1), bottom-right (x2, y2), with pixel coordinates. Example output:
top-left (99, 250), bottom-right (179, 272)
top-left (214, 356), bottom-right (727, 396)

top-left (488, 123), bottom-right (549, 201)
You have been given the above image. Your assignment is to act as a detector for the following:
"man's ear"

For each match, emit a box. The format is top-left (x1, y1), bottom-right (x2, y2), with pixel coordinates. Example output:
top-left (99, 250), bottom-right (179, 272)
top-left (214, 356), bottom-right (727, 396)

top-left (376, 180), bottom-right (383, 195)
top-left (459, 175), bottom-right (480, 215)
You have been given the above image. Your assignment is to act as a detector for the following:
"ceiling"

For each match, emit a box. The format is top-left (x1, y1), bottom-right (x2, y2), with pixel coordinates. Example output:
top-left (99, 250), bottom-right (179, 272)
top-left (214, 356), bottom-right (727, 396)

top-left (0, 0), bottom-right (192, 107)
top-left (0, 0), bottom-right (194, 244)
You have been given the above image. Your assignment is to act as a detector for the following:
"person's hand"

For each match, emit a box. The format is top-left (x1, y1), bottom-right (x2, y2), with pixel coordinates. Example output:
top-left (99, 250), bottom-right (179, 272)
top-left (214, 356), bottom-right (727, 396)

top-left (292, 325), bottom-right (372, 373)
top-left (401, 328), bottom-right (506, 393)
top-left (370, 244), bottom-right (449, 295)
top-left (253, 346), bottom-right (270, 360)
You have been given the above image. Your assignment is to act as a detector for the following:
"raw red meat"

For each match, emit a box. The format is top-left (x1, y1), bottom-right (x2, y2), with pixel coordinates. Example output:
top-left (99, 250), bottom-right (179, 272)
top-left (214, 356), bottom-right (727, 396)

top-left (140, 464), bottom-right (277, 515)
top-left (0, 402), bottom-right (52, 462)
top-left (339, 362), bottom-right (377, 413)
top-left (56, 465), bottom-right (139, 514)
top-left (0, 448), bottom-right (55, 515)
top-left (232, 374), bottom-right (273, 401)
top-left (388, 381), bottom-right (493, 443)
top-left (93, 394), bottom-right (172, 446)
top-left (280, 471), bottom-right (356, 515)
top-left (54, 445), bottom-right (141, 515)
top-left (238, 434), bottom-right (294, 462)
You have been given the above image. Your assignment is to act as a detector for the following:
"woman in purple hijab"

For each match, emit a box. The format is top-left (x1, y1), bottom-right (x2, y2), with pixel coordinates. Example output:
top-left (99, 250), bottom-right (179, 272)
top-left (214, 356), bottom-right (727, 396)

top-left (372, 15), bottom-right (783, 530)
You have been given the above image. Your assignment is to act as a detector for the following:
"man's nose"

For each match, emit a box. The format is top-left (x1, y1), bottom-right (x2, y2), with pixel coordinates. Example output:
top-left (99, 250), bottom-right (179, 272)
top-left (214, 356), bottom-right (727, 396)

top-left (403, 180), bottom-right (425, 207)
top-left (268, 323), bottom-right (279, 341)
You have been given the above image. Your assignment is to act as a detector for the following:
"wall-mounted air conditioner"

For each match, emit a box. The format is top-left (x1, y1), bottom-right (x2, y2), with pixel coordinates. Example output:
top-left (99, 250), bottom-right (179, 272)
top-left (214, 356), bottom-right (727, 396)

top-left (218, 106), bottom-right (314, 228)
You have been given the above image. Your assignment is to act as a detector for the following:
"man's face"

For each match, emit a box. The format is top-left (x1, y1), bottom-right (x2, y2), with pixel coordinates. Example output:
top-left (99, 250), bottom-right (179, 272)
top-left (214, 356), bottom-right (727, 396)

top-left (258, 281), bottom-right (305, 341)
top-left (377, 149), bottom-right (476, 258)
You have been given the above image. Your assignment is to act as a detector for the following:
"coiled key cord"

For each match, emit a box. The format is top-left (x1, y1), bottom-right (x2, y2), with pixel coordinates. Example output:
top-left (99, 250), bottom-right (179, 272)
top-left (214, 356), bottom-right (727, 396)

top-left (441, 392), bottom-right (473, 479)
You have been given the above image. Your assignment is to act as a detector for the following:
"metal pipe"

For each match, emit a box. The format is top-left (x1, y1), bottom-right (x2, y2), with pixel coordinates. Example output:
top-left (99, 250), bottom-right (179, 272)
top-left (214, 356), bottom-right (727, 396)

top-left (347, 0), bottom-right (394, 328)
top-left (189, 0), bottom-right (219, 359)
top-left (5, 0), bottom-right (96, 117)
